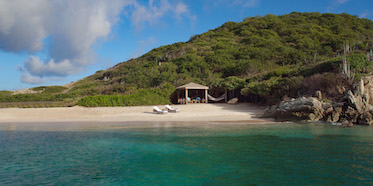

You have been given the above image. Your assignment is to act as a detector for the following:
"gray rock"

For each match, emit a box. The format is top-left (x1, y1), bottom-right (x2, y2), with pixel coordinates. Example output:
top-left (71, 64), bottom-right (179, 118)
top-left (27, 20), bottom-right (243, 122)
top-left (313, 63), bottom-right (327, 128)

top-left (325, 107), bottom-right (342, 123)
top-left (264, 97), bottom-right (324, 122)
top-left (322, 102), bottom-right (333, 110)
top-left (316, 90), bottom-right (322, 100)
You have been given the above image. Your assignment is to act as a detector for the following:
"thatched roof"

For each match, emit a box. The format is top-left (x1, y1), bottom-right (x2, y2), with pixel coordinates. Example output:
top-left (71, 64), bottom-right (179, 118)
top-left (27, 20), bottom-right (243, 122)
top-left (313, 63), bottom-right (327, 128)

top-left (176, 82), bottom-right (209, 90)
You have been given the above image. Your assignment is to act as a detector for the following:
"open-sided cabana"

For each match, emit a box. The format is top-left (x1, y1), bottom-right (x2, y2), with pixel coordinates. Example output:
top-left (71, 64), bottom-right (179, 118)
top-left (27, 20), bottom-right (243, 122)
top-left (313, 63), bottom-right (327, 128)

top-left (176, 82), bottom-right (209, 104)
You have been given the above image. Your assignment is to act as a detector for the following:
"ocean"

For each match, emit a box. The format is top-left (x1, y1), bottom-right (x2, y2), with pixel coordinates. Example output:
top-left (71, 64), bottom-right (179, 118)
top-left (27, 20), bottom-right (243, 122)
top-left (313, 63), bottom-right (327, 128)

top-left (0, 122), bottom-right (372, 185)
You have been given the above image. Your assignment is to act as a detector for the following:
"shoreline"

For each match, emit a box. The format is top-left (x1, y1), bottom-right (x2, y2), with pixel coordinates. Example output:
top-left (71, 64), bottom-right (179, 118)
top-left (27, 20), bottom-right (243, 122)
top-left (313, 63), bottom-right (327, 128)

top-left (0, 103), bottom-right (275, 124)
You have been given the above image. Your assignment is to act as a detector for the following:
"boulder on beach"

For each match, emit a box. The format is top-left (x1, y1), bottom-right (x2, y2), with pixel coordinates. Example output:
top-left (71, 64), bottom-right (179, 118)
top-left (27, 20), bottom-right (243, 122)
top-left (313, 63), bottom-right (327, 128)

top-left (228, 98), bottom-right (238, 104)
top-left (263, 97), bottom-right (324, 122)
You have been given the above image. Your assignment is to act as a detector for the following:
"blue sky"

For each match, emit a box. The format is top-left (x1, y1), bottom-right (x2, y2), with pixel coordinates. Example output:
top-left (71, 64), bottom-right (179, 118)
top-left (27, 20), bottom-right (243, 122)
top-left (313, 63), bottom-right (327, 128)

top-left (0, 0), bottom-right (372, 91)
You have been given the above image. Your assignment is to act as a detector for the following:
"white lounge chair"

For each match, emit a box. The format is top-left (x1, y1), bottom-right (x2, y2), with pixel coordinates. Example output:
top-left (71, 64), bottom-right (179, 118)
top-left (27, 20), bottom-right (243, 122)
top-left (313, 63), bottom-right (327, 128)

top-left (153, 106), bottom-right (168, 114)
top-left (165, 105), bottom-right (179, 112)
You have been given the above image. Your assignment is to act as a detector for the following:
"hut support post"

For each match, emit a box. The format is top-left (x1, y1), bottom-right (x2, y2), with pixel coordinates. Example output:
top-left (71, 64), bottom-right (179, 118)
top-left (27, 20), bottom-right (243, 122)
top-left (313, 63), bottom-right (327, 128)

top-left (177, 91), bottom-right (179, 103)
top-left (205, 89), bottom-right (208, 103)
top-left (225, 90), bottom-right (227, 103)
top-left (185, 89), bottom-right (188, 104)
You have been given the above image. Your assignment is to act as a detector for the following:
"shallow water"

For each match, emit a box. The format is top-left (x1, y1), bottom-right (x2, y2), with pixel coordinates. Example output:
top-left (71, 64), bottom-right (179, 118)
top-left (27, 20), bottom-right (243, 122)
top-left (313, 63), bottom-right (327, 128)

top-left (0, 122), bottom-right (372, 185)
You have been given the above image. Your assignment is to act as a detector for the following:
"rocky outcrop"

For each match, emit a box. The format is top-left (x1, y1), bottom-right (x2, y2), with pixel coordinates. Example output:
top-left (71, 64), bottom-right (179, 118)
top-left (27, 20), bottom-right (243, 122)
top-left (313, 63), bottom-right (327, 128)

top-left (346, 77), bottom-right (373, 112)
top-left (343, 76), bottom-right (373, 125)
top-left (263, 75), bottom-right (373, 126)
top-left (324, 105), bottom-right (342, 123)
top-left (263, 97), bottom-right (324, 122)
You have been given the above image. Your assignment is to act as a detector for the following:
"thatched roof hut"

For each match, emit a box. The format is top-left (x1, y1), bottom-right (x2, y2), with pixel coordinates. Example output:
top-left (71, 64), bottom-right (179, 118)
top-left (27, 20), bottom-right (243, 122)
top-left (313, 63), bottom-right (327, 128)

top-left (176, 82), bottom-right (209, 104)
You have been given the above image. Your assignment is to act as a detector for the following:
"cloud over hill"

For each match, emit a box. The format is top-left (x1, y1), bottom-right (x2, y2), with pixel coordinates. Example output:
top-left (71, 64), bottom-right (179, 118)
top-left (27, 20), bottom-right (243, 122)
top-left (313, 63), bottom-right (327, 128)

top-left (0, 0), bottom-right (191, 84)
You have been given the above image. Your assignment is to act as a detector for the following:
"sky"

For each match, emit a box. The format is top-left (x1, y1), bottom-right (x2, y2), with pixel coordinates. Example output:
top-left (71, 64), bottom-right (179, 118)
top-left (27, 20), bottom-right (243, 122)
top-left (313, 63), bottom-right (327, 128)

top-left (0, 0), bottom-right (372, 91)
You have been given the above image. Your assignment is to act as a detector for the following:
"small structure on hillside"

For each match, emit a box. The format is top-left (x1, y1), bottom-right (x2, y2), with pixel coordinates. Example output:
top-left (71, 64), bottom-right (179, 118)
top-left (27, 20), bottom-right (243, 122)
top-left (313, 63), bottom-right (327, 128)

top-left (176, 82), bottom-right (209, 104)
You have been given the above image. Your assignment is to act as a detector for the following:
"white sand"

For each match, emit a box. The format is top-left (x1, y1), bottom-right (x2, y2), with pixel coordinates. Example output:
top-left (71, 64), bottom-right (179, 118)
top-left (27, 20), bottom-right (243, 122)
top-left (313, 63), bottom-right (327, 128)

top-left (0, 103), bottom-right (273, 124)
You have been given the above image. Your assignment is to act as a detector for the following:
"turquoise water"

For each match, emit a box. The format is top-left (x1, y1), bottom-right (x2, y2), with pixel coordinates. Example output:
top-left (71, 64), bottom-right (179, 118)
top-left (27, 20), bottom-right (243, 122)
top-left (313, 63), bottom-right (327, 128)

top-left (0, 123), bottom-right (372, 185)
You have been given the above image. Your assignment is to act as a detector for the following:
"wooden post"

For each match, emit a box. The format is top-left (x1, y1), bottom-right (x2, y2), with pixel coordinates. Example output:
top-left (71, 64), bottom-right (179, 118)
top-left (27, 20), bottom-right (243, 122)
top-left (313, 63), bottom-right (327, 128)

top-left (205, 89), bottom-right (208, 103)
top-left (177, 91), bottom-right (179, 104)
top-left (185, 89), bottom-right (188, 104)
top-left (225, 90), bottom-right (227, 103)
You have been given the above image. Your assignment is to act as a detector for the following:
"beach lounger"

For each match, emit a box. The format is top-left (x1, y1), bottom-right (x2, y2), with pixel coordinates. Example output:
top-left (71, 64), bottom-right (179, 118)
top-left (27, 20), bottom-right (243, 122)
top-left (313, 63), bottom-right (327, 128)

top-left (153, 106), bottom-right (168, 114)
top-left (165, 105), bottom-right (179, 112)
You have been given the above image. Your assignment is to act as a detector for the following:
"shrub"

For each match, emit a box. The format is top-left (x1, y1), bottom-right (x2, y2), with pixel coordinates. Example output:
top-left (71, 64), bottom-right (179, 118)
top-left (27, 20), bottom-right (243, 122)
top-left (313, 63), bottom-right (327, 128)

top-left (0, 91), bottom-right (12, 97)
top-left (264, 65), bottom-right (297, 79)
top-left (32, 86), bottom-right (67, 94)
top-left (77, 85), bottom-right (175, 107)
top-left (347, 53), bottom-right (372, 73)
top-left (77, 91), bottom-right (170, 107)
top-left (221, 76), bottom-right (245, 90)
top-left (241, 76), bottom-right (281, 98)
top-left (301, 73), bottom-right (349, 100)
top-left (0, 93), bottom-right (74, 103)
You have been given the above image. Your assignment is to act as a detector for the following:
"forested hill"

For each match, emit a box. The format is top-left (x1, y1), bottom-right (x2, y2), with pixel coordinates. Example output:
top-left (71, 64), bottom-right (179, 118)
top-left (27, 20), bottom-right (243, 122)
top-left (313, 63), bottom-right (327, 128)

top-left (1, 12), bottom-right (373, 107)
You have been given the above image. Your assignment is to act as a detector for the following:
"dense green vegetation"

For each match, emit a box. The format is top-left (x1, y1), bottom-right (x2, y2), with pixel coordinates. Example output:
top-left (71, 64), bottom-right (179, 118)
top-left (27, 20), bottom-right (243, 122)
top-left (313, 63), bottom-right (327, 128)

top-left (0, 93), bottom-right (73, 102)
top-left (1, 12), bottom-right (372, 106)
top-left (0, 91), bottom-right (12, 97)
top-left (77, 89), bottom-right (170, 107)
top-left (77, 84), bottom-right (175, 107)
top-left (0, 86), bottom-right (75, 107)
top-left (32, 86), bottom-right (68, 94)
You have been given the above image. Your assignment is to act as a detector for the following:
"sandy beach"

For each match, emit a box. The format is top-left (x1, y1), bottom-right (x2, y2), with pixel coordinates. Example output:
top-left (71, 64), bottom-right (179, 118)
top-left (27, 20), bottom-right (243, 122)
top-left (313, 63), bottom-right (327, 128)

top-left (0, 103), bottom-right (273, 124)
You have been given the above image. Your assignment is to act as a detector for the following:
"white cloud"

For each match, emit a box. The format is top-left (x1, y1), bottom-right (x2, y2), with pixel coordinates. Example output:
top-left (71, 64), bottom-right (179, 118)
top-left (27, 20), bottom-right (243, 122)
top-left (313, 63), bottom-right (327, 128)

top-left (130, 0), bottom-right (192, 30)
top-left (360, 12), bottom-right (371, 19)
top-left (0, 0), bottom-right (132, 84)
top-left (327, 0), bottom-right (350, 12)
top-left (233, 0), bottom-right (260, 7)
top-left (174, 2), bottom-right (189, 17)
top-left (205, 0), bottom-right (260, 9)
top-left (334, 0), bottom-right (349, 4)
top-left (0, 0), bottom-right (49, 52)
top-left (24, 56), bottom-right (80, 77)
top-left (0, 0), bottom-right (193, 85)
top-left (130, 0), bottom-right (171, 30)
top-left (173, 2), bottom-right (197, 25)
top-left (20, 72), bottom-right (45, 84)
top-left (130, 37), bottom-right (157, 58)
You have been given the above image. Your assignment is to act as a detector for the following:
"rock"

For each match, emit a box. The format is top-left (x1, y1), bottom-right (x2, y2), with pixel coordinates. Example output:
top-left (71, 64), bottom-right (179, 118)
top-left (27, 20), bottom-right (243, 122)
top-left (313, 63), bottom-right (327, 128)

top-left (315, 90), bottom-right (322, 100)
top-left (347, 90), bottom-right (366, 113)
top-left (358, 112), bottom-right (373, 125)
top-left (282, 95), bottom-right (290, 101)
top-left (345, 106), bottom-right (359, 124)
top-left (347, 76), bottom-right (373, 113)
top-left (344, 76), bottom-right (373, 125)
top-left (332, 102), bottom-right (345, 107)
top-left (325, 107), bottom-right (342, 123)
top-left (322, 102), bottom-right (333, 110)
top-left (325, 107), bottom-right (334, 114)
top-left (228, 98), bottom-right (238, 104)
top-left (361, 76), bottom-right (373, 105)
top-left (263, 97), bottom-right (324, 122)
top-left (279, 97), bottom-right (321, 111)
top-left (337, 85), bottom-right (346, 94)
top-left (263, 75), bottom-right (373, 126)
top-left (341, 120), bottom-right (353, 127)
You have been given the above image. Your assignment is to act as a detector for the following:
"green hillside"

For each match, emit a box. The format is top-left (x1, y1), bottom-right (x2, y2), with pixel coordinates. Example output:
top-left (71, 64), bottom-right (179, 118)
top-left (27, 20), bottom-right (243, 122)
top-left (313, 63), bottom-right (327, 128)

top-left (1, 12), bottom-right (373, 107)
